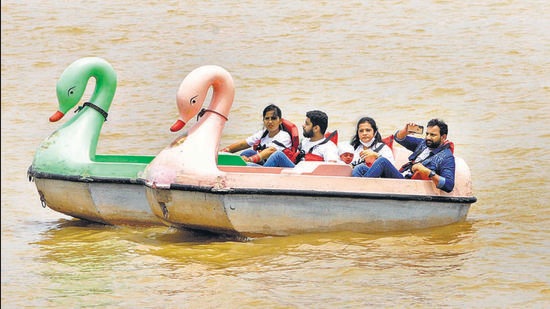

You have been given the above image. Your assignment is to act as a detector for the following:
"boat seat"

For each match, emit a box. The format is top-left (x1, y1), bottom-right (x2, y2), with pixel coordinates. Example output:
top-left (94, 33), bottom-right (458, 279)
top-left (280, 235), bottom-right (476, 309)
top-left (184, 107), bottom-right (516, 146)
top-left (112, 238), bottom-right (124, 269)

top-left (218, 166), bottom-right (284, 174)
top-left (392, 146), bottom-right (411, 168)
top-left (281, 161), bottom-right (352, 176)
top-left (305, 164), bottom-right (352, 176)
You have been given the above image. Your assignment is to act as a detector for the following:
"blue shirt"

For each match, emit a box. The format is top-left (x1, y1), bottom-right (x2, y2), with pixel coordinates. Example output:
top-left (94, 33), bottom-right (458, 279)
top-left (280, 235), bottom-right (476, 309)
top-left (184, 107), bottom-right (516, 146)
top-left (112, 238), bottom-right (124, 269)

top-left (394, 132), bottom-right (456, 193)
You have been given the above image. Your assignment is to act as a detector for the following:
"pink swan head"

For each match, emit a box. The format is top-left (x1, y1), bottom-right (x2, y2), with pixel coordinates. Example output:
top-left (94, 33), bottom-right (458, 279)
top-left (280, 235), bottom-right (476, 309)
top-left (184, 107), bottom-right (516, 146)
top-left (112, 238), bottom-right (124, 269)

top-left (170, 65), bottom-right (234, 132)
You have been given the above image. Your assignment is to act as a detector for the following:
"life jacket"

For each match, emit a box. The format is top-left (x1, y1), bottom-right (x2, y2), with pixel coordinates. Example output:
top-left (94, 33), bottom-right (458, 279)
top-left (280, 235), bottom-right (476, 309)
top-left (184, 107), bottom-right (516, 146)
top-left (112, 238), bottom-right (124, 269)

top-left (253, 118), bottom-right (299, 155)
top-left (409, 140), bottom-right (455, 180)
top-left (354, 135), bottom-right (393, 167)
top-left (293, 131), bottom-right (338, 163)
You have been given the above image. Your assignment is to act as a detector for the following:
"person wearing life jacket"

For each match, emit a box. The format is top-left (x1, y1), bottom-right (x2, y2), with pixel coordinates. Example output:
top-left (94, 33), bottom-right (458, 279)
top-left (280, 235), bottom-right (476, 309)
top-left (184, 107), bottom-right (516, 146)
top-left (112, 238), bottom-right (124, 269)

top-left (349, 116), bottom-right (394, 167)
top-left (352, 118), bottom-right (456, 193)
top-left (263, 110), bottom-right (339, 168)
top-left (220, 104), bottom-right (291, 165)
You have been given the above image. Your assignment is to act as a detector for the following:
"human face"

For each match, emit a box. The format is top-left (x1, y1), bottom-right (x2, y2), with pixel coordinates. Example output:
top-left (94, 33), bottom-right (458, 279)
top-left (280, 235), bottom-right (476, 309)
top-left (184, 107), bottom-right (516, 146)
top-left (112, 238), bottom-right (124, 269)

top-left (302, 117), bottom-right (314, 138)
top-left (357, 122), bottom-right (375, 144)
top-left (425, 125), bottom-right (445, 148)
top-left (340, 153), bottom-right (353, 164)
top-left (263, 110), bottom-right (281, 135)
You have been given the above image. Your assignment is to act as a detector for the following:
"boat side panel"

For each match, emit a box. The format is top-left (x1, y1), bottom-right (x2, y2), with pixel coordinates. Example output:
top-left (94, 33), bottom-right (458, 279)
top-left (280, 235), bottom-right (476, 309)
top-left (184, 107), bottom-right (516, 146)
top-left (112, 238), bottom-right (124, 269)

top-left (224, 195), bottom-right (471, 236)
top-left (90, 183), bottom-right (161, 226)
top-left (145, 187), bottom-right (236, 234)
top-left (34, 178), bottom-right (106, 224)
top-left (147, 185), bottom-right (471, 236)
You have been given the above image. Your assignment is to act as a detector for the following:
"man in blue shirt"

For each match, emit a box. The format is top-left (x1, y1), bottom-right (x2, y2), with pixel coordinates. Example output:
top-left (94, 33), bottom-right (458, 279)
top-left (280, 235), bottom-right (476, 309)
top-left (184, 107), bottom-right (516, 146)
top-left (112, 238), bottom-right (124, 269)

top-left (352, 118), bottom-right (455, 193)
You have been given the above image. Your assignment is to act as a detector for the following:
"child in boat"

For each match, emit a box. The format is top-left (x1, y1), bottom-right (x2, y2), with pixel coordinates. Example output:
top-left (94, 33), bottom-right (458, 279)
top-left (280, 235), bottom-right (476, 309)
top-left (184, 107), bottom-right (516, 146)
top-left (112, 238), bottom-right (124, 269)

top-left (220, 104), bottom-right (292, 165)
top-left (350, 116), bottom-right (395, 167)
top-left (338, 143), bottom-right (354, 165)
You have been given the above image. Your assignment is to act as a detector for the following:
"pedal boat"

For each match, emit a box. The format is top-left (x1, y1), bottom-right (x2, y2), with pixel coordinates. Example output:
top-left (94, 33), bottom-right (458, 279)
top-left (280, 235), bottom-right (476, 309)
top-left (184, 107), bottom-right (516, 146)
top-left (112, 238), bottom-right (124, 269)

top-left (142, 65), bottom-right (477, 237)
top-left (28, 58), bottom-right (243, 226)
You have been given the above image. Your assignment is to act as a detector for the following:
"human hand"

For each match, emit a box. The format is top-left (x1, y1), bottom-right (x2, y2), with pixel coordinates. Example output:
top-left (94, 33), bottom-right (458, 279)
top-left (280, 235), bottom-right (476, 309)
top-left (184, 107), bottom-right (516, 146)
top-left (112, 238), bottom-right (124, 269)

top-left (411, 163), bottom-right (430, 177)
top-left (360, 149), bottom-right (378, 160)
top-left (407, 123), bottom-right (424, 134)
top-left (397, 123), bottom-right (417, 139)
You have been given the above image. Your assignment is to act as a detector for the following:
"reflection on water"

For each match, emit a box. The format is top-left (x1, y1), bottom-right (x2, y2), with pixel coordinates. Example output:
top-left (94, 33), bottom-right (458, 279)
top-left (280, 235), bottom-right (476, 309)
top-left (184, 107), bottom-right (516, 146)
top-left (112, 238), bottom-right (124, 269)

top-left (32, 219), bottom-right (479, 307)
top-left (35, 218), bottom-right (476, 273)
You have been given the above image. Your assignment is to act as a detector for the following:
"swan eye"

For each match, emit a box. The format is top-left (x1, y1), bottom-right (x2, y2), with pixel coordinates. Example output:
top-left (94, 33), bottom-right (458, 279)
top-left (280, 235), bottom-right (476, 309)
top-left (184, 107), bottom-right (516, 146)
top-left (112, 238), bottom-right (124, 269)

top-left (190, 95), bottom-right (198, 105)
top-left (67, 86), bottom-right (76, 96)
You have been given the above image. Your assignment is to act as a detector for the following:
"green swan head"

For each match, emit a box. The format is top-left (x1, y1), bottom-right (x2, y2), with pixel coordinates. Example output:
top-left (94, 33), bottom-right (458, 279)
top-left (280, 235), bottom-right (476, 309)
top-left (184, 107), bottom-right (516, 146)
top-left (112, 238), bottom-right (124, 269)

top-left (51, 57), bottom-right (117, 122)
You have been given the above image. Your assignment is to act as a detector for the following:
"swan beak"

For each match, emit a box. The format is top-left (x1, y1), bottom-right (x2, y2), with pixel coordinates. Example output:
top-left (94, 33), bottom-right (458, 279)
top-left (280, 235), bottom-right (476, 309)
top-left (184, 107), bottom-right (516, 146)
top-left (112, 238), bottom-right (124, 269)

top-left (170, 119), bottom-right (186, 132)
top-left (49, 111), bottom-right (65, 122)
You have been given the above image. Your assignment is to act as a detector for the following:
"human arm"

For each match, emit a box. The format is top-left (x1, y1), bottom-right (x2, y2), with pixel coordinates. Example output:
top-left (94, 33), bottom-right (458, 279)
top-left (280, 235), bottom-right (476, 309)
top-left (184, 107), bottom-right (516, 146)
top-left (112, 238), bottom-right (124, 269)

top-left (411, 155), bottom-right (455, 192)
top-left (394, 126), bottom-right (423, 153)
top-left (241, 146), bottom-right (277, 163)
top-left (220, 140), bottom-right (250, 153)
top-left (395, 123), bottom-right (418, 140)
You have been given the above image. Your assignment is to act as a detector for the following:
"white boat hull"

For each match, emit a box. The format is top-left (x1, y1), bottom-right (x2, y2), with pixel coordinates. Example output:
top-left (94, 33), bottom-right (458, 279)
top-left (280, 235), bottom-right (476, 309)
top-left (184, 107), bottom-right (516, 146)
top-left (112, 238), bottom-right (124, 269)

top-left (146, 180), bottom-right (473, 237)
top-left (33, 177), bottom-right (162, 226)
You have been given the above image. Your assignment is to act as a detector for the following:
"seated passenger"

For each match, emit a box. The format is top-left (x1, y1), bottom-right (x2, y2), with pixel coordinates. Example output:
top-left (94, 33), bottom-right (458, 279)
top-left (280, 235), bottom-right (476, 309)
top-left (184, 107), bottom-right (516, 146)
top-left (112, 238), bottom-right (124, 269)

top-left (349, 116), bottom-right (394, 167)
top-left (220, 104), bottom-right (291, 165)
top-left (352, 119), bottom-right (456, 193)
top-left (338, 143), bottom-right (354, 165)
top-left (263, 110), bottom-right (339, 167)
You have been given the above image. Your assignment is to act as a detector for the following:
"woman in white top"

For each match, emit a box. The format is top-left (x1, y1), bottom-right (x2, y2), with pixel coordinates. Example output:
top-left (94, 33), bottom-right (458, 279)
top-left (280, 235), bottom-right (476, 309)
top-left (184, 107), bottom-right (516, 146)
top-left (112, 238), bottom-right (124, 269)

top-left (349, 116), bottom-right (394, 167)
top-left (220, 104), bottom-right (291, 165)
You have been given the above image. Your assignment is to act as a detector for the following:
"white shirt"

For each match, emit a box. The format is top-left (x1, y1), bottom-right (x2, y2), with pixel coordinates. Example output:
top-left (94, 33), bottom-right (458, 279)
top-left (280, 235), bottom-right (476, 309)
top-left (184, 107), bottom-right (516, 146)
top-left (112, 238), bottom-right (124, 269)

top-left (301, 138), bottom-right (340, 162)
top-left (246, 129), bottom-right (292, 151)
top-left (351, 141), bottom-right (395, 166)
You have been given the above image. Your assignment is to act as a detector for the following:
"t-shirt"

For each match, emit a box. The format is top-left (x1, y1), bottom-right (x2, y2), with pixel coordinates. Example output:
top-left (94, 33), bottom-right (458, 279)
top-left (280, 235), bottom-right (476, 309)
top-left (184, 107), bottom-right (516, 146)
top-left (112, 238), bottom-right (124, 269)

top-left (246, 129), bottom-right (292, 151)
top-left (301, 138), bottom-right (340, 162)
top-left (351, 141), bottom-right (395, 166)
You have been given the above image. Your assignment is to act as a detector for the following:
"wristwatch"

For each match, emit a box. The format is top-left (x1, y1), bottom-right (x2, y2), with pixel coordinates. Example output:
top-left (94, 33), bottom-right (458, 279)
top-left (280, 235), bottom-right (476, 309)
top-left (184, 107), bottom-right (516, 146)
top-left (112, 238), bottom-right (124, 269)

top-left (428, 170), bottom-right (436, 178)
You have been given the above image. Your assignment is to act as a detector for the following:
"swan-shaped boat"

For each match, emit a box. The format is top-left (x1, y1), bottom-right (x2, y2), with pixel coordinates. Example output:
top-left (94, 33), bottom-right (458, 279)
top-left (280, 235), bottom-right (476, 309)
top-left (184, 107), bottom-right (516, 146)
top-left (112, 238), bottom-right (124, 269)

top-left (27, 57), bottom-right (162, 225)
top-left (143, 65), bottom-right (477, 237)
top-left (27, 58), bottom-right (244, 226)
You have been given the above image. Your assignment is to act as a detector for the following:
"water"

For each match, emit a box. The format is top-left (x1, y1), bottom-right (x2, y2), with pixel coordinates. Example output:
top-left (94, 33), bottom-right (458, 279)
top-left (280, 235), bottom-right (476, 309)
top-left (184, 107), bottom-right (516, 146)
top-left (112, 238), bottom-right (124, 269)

top-left (2, 0), bottom-right (549, 307)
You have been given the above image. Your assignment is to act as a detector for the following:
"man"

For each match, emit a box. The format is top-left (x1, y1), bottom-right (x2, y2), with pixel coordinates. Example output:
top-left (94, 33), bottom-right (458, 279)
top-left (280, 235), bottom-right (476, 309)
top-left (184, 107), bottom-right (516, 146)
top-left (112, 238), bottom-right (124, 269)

top-left (263, 110), bottom-right (339, 167)
top-left (352, 118), bottom-right (455, 193)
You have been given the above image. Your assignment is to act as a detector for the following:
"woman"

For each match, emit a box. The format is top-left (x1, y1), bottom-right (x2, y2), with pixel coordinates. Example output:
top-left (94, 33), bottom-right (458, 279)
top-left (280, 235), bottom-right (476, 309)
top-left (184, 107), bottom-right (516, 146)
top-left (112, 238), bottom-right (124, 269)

top-left (220, 104), bottom-right (292, 165)
top-left (350, 116), bottom-right (394, 168)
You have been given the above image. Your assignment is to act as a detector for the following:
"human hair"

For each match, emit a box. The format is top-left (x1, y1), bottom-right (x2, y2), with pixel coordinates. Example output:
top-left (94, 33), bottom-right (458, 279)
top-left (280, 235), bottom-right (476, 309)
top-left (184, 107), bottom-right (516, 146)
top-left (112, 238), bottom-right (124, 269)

top-left (262, 104), bottom-right (282, 119)
top-left (427, 118), bottom-right (448, 136)
top-left (350, 116), bottom-right (382, 149)
top-left (306, 110), bottom-right (328, 134)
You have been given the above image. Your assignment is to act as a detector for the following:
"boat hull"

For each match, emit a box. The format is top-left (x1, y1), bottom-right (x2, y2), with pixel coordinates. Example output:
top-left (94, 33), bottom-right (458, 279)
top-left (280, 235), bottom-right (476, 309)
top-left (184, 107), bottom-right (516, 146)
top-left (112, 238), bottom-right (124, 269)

top-left (32, 176), bottom-right (161, 226)
top-left (146, 184), bottom-right (473, 237)
top-left (28, 153), bottom-right (246, 226)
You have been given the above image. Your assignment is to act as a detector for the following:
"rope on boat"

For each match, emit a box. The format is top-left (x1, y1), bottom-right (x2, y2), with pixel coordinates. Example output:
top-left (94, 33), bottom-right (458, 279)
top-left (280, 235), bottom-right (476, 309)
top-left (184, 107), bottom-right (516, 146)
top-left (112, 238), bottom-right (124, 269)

top-left (197, 108), bottom-right (228, 121)
top-left (75, 102), bottom-right (108, 121)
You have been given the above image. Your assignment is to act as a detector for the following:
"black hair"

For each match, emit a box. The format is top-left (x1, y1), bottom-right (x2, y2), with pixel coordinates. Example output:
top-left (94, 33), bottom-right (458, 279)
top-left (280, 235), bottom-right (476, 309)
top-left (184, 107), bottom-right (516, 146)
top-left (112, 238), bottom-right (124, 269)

top-left (262, 104), bottom-right (282, 119)
top-left (306, 110), bottom-right (328, 134)
top-left (350, 116), bottom-right (382, 149)
top-left (427, 118), bottom-right (448, 136)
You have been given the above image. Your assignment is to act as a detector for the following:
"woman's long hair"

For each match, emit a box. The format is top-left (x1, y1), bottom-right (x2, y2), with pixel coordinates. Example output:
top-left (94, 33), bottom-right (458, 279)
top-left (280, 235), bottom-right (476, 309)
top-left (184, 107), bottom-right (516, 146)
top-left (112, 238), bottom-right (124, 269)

top-left (350, 116), bottom-right (382, 149)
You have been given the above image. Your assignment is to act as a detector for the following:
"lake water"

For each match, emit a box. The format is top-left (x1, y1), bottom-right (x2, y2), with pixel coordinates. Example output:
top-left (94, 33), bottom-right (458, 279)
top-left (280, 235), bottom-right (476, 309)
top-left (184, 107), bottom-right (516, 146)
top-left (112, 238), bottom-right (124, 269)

top-left (2, 0), bottom-right (549, 307)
